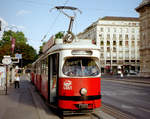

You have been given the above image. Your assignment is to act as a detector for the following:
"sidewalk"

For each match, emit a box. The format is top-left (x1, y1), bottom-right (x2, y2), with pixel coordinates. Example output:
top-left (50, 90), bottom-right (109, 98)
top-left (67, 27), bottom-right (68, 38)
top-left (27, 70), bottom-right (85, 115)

top-left (0, 75), bottom-right (59, 119)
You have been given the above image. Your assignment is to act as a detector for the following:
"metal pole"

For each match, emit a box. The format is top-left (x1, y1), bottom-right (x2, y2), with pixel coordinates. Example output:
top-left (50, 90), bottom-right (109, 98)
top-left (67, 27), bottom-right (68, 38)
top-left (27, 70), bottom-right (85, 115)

top-left (110, 47), bottom-right (112, 74)
top-left (5, 65), bottom-right (8, 95)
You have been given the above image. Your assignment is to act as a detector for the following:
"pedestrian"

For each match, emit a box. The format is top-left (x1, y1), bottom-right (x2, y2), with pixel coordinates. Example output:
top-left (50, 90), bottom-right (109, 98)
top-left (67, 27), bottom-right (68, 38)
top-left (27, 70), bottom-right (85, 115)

top-left (14, 73), bottom-right (20, 88)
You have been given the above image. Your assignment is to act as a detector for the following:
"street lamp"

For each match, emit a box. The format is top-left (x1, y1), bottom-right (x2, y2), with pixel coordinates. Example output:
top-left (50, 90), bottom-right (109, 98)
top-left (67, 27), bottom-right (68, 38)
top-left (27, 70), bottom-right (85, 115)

top-left (110, 47), bottom-right (112, 74)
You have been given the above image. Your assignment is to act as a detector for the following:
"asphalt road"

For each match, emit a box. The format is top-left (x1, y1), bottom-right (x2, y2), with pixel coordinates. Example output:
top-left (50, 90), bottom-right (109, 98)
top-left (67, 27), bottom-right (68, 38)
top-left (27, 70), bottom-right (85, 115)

top-left (101, 79), bottom-right (150, 119)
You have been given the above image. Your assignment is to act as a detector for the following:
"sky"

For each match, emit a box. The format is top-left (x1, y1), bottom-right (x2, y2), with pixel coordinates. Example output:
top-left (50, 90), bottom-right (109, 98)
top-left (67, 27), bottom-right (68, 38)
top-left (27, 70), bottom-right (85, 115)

top-left (0, 0), bottom-right (142, 52)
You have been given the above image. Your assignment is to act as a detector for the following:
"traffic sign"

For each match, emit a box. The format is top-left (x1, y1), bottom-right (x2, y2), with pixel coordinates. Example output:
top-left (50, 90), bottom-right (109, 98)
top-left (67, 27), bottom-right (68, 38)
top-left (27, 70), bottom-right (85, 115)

top-left (15, 53), bottom-right (22, 59)
top-left (2, 56), bottom-right (12, 65)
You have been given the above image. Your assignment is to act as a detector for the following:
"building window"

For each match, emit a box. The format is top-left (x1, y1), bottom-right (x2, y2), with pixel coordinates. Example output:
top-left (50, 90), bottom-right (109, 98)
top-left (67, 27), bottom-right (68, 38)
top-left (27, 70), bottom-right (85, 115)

top-left (114, 28), bottom-right (116, 32)
top-left (132, 41), bottom-right (135, 46)
top-left (113, 41), bottom-right (116, 46)
top-left (113, 47), bottom-right (116, 52)
top-left (126, 28), bottom-right (129, 33)
top-left (106, 60), bottom-right (111, 64)
top-left (101, 47), bottom-right (104, 51)
top-left (107, 41), bottom-right (110, 46)
top-left (119, 34), bottom-right (123, 40)
top-left (125, 34), bottom-right (129, 40)
top-left (112, 60), bottom-right (117, 64)
top-left (120, 28), bottom-right (122, 33)
top-left (100, 41), bottom-right (104, 46)
top-left (108, 28), bottom-right (110, 32)
top-left (100, 53), bottom-right (104, 58)
top-left (100, 27), bottom-right (104, 32)
top-left (125, 52), bottom-right (129, 58)
top-left (119, 41), bottom-right (123, 46)
top-left (113, 34), bottom-right (116, 40)
top-left (107, 53), bottom-right (110, 58)
top-left (125, 41), bottom-right (128, 46)
top-left (131, 35), bottom-right (135, 40)
top-left (132, 28), bottom-right (135, 33)
top-left (119, 52), bottom-right (123, 59)
top-left (99, 34), bottom-right (102, 38)
top-left (138, 41), bottom-right (140, 46)
top-left (107, 34), bottom-right (110, 40)
top-left (107, 47), bottom-right (110, 52)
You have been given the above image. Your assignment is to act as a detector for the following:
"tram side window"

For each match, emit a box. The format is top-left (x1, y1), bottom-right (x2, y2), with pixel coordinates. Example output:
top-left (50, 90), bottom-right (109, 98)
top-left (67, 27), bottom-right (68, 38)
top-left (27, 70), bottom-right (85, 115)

top-left (41, 58), bottom-right (48, 75)
top-left (52, 54), bottom-right (59, 76)
top-left (36, 64), bottom-right (38, 74)
top-left (45, 58), bottom-right (48, 75)
top-left (37, 63), bottom-right (41, 74)
top-left (34, 65), bottom-right (36, 73)
top-left (42, 60), bottom-right (45, 74)
top-left (50, 54), bottom-right (59, 90)
top-left (62, 57), bottom-right (100, 77)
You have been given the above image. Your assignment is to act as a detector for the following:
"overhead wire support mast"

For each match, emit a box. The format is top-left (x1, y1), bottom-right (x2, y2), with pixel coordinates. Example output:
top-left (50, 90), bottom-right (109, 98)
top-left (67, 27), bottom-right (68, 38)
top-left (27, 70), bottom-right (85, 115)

top-left (50, 6), bottom-right (82, 43)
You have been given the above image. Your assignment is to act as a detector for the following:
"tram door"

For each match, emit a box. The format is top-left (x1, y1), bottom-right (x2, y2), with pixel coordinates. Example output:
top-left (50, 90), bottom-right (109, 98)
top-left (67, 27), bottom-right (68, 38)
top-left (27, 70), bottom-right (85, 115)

top-left (48, 53), bottom-right (59, 104)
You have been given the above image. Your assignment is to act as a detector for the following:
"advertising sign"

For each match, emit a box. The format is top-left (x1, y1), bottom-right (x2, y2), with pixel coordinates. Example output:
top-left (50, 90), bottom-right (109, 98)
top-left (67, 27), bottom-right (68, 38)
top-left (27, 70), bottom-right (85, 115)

top-left (42, 35), bottom-right (54, 53)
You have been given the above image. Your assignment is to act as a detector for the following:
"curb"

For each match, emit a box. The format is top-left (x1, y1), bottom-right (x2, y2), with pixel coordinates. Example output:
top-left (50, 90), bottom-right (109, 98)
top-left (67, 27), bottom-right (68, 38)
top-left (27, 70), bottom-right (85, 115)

top-left (29, 84), bottom-right (47, 119)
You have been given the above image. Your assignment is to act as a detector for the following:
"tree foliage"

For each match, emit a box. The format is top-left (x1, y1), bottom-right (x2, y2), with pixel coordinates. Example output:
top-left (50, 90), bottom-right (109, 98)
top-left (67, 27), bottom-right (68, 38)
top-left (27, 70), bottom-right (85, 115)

top-left (0, 30), bottom-right (37, 67)
top-left (38, 42), bottom-right (46, 55)
top-left (55, 31), bottom-right (64, 39)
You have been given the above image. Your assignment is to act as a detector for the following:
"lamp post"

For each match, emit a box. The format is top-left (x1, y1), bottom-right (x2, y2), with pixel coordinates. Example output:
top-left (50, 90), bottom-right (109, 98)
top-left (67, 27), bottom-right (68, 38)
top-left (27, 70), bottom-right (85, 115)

top-left (110, 47), bottom-right (112, 74)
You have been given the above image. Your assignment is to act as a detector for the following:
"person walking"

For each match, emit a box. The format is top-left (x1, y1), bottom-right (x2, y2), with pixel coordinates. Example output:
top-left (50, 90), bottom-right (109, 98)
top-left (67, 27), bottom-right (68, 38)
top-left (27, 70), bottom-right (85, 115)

top-left (14, 73), bottom-right (20, 88)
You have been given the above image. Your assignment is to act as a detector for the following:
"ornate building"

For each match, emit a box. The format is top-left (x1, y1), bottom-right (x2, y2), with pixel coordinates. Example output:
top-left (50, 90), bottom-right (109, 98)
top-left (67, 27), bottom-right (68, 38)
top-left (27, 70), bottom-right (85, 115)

top-left (136, 0), bottom-right (150, 77)
top-left (78, 16), bottom-right (140, 74)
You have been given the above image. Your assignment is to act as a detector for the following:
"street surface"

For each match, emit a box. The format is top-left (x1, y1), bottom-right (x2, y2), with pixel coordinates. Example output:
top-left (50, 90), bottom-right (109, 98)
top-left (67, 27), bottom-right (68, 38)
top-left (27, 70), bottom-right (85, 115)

top-left (101, 78), bottom-right (150, 119)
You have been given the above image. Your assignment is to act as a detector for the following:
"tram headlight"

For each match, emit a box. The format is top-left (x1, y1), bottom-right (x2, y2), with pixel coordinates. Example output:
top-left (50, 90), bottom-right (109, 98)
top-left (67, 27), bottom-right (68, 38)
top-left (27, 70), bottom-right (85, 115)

top-left (80, 88), bottom-right (87, 96)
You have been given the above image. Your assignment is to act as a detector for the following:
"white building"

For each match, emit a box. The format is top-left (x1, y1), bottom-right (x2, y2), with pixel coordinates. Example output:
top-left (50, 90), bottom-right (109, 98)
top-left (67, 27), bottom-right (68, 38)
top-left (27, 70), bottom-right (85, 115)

top-left (78, 16), bottom-right (140, 74)
top-left (0, 18), bottom-right (7, 40)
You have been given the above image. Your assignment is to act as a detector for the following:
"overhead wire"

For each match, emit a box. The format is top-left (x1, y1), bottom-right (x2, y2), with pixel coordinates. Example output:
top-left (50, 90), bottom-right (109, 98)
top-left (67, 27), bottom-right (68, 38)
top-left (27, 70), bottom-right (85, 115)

top-left (41, 0), bottom-right (70, 42)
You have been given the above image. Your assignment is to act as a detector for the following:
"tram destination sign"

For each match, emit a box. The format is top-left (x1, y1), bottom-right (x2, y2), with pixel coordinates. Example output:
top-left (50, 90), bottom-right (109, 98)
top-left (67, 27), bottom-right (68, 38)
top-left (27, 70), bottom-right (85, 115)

top-left (42, 36), bottom-right (54, 53)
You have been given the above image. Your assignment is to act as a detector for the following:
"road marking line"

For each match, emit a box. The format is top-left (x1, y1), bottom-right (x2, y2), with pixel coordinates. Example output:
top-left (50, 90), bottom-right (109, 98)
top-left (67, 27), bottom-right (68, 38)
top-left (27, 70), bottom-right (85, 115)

top-left (138, 107), bottom-right (150, 113)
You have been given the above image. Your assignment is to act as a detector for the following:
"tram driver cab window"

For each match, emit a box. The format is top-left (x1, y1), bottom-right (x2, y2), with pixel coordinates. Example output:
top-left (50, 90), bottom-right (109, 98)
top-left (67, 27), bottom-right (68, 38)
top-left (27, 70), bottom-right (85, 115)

top-left (63, 57), bottom-right (100, 77)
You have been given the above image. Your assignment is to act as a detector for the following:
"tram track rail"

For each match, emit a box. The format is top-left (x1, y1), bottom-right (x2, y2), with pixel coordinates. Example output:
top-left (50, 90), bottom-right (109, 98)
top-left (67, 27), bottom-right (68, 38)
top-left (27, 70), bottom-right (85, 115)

top-left (101, 104), bottom-right (136, 119)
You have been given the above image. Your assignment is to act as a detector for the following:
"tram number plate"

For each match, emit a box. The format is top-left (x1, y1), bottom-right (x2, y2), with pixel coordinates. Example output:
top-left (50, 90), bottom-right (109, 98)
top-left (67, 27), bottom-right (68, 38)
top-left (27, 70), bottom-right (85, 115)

top-left (79, 104), bottom-right (88, 109)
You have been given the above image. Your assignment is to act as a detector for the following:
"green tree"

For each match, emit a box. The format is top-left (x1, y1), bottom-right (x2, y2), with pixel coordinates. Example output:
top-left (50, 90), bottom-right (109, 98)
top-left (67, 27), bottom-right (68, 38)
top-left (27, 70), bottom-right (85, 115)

top-left (55, 31), bottom-right (64, 39)
top-left (15, 42), bottom-right (37, 67)
top-left (0, 30), bottom-right (37, 67)
top-left (0, 30), bottom-right (27, 46)
top-left (38, 31), bottom-right (64, 56)
top-left (38, 42), bottom-right (46, 55)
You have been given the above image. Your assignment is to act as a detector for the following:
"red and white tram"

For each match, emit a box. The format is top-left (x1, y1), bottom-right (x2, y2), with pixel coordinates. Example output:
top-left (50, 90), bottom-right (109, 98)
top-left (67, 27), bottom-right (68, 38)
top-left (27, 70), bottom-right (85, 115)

top-left (31, 38), bottom-right (101, 114)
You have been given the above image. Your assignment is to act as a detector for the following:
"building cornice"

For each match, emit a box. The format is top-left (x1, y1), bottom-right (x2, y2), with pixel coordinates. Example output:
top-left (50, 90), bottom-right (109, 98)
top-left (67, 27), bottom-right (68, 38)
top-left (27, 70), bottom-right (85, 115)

top-left (136, 1), bottom-right (150, 12)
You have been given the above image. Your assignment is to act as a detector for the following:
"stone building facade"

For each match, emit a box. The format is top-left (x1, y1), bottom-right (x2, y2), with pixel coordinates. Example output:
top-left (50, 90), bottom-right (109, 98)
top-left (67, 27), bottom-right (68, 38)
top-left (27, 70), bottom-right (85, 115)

top-left (136, 0), bottom-right (150, 77)
top-left (78, 16), bottom-right (140, 74)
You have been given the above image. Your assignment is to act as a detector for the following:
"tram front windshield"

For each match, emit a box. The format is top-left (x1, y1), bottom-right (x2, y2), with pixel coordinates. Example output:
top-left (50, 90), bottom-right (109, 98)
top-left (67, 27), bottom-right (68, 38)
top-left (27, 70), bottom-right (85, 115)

top-left (63, 57), bottom-right (100, 77)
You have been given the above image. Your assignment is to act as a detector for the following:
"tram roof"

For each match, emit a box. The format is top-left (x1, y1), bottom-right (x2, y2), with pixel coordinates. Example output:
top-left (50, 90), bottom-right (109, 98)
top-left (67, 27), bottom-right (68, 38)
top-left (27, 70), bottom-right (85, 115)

top-left (47, 39), bottom-right (100, 53)
top-left (33, 39), bottom-right (100, 64)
